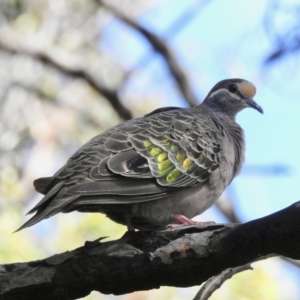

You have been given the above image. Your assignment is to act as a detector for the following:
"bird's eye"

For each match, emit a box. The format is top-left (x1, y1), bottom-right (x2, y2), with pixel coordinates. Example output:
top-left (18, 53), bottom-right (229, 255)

top-left (228, 84), bottom-right (238, 93)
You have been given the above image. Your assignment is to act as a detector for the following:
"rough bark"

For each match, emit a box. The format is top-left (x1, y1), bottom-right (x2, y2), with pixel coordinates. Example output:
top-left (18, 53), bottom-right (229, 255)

top-left (1, 201), bottom-right (300, 300)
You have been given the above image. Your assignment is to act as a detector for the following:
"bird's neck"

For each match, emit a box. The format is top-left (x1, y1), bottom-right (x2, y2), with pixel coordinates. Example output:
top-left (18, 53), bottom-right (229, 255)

top-left (202, 107), bottom-right (245, 177)
top-left (221, 117), bottom-right (245, 177)
top-left (201, 101), bottom-right (239, 120)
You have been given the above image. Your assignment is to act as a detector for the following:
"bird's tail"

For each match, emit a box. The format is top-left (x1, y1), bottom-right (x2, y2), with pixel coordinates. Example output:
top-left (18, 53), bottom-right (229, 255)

top-left (15, 195), bottom-right (79, 232)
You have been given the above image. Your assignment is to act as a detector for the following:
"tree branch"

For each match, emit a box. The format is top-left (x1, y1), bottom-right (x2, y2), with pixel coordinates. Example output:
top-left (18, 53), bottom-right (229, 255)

top-left (0, 39), bottom-right (132, 120)
top-left (1, 201), bottom-right (300, 300)
top-left (100, 1), bottom-right (199, 107)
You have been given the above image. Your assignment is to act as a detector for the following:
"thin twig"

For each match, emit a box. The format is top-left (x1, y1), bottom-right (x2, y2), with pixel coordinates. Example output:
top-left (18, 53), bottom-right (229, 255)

top-left (281, 257), bottom-right (300, 269)
top-left (193, 263), bottom-right (253, 300)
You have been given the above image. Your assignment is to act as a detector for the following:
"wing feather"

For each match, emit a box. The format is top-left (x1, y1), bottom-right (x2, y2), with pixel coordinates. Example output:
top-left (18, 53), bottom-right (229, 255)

top-left (66, 179), bottom-right (168, 196)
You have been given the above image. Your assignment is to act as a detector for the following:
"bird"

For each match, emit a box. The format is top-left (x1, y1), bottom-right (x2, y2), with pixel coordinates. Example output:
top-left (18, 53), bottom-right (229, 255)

top-left (16, 78), bottom-right (263, 232)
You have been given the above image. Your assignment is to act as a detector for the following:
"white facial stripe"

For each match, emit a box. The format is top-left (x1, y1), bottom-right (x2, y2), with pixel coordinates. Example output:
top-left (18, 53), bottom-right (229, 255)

top-left (209, 88), bottom-right (241, 100)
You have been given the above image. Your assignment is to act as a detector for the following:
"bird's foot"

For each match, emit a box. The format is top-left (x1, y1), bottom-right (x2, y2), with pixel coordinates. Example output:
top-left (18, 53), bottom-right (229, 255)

top-left (167, 214), bottom-right (215, 228)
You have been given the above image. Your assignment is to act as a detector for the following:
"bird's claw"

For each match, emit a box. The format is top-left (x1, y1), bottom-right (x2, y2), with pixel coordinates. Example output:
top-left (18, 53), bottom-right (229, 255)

top-left (168, 213), bottom-right (216, 229)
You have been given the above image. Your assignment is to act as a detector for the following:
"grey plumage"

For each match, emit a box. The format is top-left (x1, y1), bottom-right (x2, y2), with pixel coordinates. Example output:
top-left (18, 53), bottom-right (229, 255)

top-left (17, 78), bottom-right (263, 232)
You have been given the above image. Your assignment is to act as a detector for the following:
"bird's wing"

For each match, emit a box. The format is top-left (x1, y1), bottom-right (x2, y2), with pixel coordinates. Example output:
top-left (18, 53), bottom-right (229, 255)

top-left (65, 107), bottom-right (222, 195)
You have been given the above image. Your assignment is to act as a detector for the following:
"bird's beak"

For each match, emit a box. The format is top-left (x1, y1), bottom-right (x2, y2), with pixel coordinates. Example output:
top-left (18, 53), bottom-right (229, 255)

top-left (245, 98), bottom-right (263, 114)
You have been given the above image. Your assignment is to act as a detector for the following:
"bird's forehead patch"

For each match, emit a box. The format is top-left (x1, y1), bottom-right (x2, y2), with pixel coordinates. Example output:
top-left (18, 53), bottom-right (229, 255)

top-left (237, 81), bottom-right (256, 98)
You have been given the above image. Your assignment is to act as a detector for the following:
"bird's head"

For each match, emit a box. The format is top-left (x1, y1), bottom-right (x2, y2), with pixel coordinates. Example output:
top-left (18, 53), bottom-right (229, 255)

top-left (202, 79), bottom-right (263, 119)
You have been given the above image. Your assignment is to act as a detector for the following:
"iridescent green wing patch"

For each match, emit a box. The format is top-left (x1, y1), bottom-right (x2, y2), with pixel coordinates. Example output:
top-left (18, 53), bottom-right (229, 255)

top-left (139, 137), bottom-right (203, 186)
top-left (141, 139), bottom-right (182, 183)
top-left (105, 106), bottom-right (222, 188)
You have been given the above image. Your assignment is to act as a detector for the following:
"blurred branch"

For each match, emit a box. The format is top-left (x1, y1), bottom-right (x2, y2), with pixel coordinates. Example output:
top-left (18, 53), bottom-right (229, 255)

top-left (265, 36), bottom-right (300, 65)
top-left (192, 263), bottom-right (253, 300)
top-left (242, 163), bottom-right (290, 175)
top-left (1, 201), bottom-right (300, 300)
top-left (8, 82), bottom-right (103, 128)
top-left (164, 0), bottom-right (210, 37)
top-left (99, 0), bottom-right (199, 107)
top-left (263, 1), bottom-right (300, 65)
top-left (130, 1), bottom-right (210, 77)
top-left (0, 39), bottom-right (132, 120)
top-left (215, 197), bottom-right (241, 224)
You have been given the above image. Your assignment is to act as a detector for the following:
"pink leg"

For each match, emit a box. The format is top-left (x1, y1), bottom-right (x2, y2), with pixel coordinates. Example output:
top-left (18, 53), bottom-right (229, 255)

top-left (169, 214), bottom-right (215, 228)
